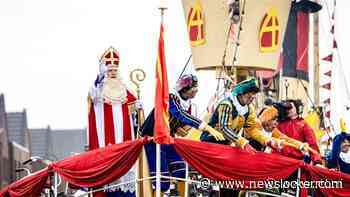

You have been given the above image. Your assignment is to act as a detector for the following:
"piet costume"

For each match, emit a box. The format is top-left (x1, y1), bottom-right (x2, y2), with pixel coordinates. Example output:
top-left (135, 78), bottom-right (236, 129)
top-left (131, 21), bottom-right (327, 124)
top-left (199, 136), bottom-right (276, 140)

top-left (253, 106), bottom-right (314, 154)
top-left (201, 78), bottom-right (276, 149)
top-left (141, 74), bottom-right (222, 193)
top-left (88, 47), bottom-right (137, 196)
top-left (276, 100), bottom-right (320, 163)
top-left (327, 119), bottom-right (350, 174)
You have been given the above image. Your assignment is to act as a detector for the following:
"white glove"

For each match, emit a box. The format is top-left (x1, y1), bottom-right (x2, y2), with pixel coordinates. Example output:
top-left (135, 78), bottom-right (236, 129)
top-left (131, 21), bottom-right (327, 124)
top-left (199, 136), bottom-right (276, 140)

top-left (135, 100), bottom-right (143, 109)
top-left (266, 138), bottom-right (284, 151)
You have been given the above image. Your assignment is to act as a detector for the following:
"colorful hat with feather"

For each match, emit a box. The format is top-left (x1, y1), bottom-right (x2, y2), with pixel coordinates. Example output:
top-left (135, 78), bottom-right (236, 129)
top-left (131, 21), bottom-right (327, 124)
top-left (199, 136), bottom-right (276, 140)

top-left (175, 74), bottom-right (198, 92)
top-left (232, 78), bottom-right (260, 96)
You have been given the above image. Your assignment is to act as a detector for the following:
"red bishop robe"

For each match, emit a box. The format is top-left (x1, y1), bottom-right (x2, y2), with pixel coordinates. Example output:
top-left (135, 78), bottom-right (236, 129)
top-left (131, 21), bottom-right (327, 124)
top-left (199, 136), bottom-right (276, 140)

top-left (87, 89), bottom-right (137, 195)
top-left (88, 90), bottom-right (136, 150)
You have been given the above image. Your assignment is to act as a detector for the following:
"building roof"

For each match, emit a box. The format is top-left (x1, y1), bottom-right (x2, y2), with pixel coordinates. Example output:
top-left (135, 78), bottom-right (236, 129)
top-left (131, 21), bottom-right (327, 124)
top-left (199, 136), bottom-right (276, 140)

top-left (6, 111), bottom-right (28, 148)
top-left (29, 128), bottom-right (86, 161)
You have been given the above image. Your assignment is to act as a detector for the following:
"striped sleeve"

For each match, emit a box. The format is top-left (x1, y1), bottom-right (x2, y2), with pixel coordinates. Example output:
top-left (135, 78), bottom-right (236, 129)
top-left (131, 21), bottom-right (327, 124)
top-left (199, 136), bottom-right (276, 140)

top-left (169, 94), bottom-right (202, 128)
top-left (217, 103), bottom-right (240, 142)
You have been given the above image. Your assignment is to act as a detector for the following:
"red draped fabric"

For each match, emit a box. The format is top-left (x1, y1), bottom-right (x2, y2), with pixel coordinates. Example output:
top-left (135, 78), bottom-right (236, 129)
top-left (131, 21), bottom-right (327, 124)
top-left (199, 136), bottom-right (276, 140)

top-left (173, 138), bottom-right (350, 195)
top-left (3, 138), bottom-right (350, 197)
top-left (173, 138), bottom-right (302, 181)
top-left (50, 138), bottom-right (147, 188)
top-left (303, 165), bottom-right (350, 197)
top-left (0, 168), bottom-right (49, 197)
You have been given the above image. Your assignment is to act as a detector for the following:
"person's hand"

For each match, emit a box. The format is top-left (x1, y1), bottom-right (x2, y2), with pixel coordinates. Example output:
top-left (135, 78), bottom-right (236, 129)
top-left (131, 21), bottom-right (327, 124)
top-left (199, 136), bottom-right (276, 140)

top-left (266, 138), bottom-right (284, 151)
top-left (242, 143), bottom-right (257, 154)
top-left (176, 127), bottom-right (189, 137)
top-left (204, 125), bottom-right (225, 141)
top-left (299, 143), bottom-right (310, 155)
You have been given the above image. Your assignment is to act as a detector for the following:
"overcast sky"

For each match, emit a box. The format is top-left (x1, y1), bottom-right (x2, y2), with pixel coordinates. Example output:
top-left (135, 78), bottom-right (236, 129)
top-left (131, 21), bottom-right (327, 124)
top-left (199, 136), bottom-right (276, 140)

top-left (0, 0), bottom-right (349, 129)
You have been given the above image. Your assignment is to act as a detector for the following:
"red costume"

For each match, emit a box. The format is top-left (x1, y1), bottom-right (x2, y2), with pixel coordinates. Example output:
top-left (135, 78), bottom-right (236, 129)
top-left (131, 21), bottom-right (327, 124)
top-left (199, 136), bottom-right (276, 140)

top-left (87, 46), bottom-right (137, 196)
top-left (277, 117), bottom-right (320, 162)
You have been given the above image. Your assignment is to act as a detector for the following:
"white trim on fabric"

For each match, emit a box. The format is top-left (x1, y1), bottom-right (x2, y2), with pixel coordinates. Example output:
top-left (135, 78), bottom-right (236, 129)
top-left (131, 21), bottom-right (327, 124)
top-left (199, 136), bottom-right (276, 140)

top-left (94, 102), bottom-right (105, 147)
top-left (112, 102), bottom-right (124, 144)
top-left (171, 169), bottom-right (186, 173)
top-left (151, 180), bottom-right (170, 183)
top-left (150, 171), bottom-right (170, 175)
top-left (168, 161), bottom-right (186, 165)
top-left (199, 121), bottom-right (207, 130)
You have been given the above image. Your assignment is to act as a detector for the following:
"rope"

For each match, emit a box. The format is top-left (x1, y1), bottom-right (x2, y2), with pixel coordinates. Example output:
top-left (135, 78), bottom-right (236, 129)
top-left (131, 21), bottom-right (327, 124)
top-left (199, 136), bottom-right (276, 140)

top-left (216, 22), bottom-right (234, 92)
top-left (320, 0), bottom-right (350, 97)
top-left (317, 0), bottom-right (350, 134)
top-left (216, 0), bottom-right (247, 93)
top-left (178, 54), bottom-right (192, 80)
top-left (230, 0), bottom-right (247, 69)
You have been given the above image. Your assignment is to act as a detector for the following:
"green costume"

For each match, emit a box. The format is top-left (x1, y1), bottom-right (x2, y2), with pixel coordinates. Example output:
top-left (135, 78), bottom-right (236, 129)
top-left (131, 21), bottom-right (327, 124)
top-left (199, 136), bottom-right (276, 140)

top-left (200, 78), bottom-right (269, 147)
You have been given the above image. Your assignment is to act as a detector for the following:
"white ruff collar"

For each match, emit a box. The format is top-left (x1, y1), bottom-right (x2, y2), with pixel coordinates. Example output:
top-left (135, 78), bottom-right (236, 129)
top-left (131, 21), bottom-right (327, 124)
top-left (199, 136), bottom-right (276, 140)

top-left (340, 151), bottom-right (350, 164)
top-left (102, 78), bottom-right (127, 103)
top-left (230, 95), bottom-right (248, 116)
top-left (263, 129), bottom-right (273, 138)
top-left (171, 89), bottom-right (191, 111)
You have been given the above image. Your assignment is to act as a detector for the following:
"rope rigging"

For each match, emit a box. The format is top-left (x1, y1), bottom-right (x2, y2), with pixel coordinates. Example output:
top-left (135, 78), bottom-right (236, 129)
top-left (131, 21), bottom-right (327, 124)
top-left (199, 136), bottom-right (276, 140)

top-left (315, 0), bottom-right (350, 134)
top-left (177, 54), bottom-right (192, 80)
top-left (217, 0), bottom-right (247, 92)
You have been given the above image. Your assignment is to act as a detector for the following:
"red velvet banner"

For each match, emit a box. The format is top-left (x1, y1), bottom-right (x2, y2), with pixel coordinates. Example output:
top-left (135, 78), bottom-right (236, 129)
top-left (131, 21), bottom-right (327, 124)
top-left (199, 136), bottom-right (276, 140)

top-left (173, 138), bottom-right (302, 181)
top-left (303, 165), bottom-right (350, 197)
top-left (0, 168), bottom-right (49, 197)
top-left (50, 138), bottom-right (147, 188)
top-left (2, 138), bottom-right (350, 197)
top-left (174, 138), bottom-right (350, 196)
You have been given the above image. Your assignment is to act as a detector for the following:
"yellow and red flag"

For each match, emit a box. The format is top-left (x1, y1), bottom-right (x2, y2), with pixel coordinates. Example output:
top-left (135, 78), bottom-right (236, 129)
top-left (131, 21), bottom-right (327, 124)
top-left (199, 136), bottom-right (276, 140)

top-left (154, 23), bottom-right (171, 144)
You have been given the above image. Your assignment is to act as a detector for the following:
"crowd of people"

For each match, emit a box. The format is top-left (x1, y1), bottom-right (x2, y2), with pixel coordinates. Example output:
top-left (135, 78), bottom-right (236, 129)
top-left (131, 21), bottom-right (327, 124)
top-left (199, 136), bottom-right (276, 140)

top-left (139, 74), bottom-right (349, 196)
top-left (88, 47), bottom-right (349, 196)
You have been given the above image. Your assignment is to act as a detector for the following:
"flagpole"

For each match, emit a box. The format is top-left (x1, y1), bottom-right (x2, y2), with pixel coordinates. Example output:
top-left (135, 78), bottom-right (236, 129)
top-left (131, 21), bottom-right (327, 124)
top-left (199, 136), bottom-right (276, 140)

top-left (157, 3), bottom-right (167, 197)
top-left (156, 143), bottom-right (161, 197)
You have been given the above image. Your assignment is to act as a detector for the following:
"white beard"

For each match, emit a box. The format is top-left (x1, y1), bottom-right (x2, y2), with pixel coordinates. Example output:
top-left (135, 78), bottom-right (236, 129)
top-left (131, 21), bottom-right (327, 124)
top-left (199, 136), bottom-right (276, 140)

top-left (102, 78), bottom-right (127, 104)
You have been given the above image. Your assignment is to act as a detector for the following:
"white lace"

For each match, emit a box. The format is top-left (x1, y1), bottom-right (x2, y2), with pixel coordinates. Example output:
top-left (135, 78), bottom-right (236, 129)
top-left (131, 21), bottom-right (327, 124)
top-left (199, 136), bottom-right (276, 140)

top-left (230, 95), bottom-right (248, 116)
top-left (101, 78), bottom-right (127, 104)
